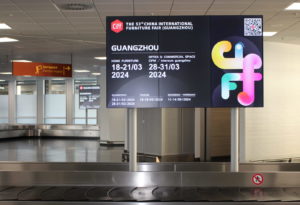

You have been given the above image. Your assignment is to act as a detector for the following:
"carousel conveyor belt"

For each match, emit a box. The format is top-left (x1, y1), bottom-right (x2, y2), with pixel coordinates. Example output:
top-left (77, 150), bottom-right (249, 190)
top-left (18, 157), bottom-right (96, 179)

top-left (0, 186), bottom-right (300, 202)
top-left (0, 171), bottom-right (299, 204)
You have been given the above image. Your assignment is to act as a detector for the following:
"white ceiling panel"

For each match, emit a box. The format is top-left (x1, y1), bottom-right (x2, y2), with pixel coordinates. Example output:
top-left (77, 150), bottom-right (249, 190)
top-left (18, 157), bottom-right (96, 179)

top-left (14, 4), bottom-right (58, 12)
top-left (209, 2), bottom-right (251, 11)
top-left (0, 17), bottom-right (35, 24)
top-left (0, 4), bottom-right (18, 11)
top-left (62, 11), bottom-right (99, 18)
top-left (11, 0), bottom-right (52, 4)
top-left (95, 4), bottom-right (132, 11)
top-left (246, 1), bottom-right (293, 11)
top-left (242, 10), bottom-right (277, 20)
top-left (33, 17), bottom-right (69, 24)
top-left (135, 0), bottom-right (172, 3)
top-left (26, 11), bottom-right (63, 18)
top-left (67, 17), bottom-right (101, 23)
top-left (94, 0), bottom-right (132, 4)
top-left (171, 10), bottom-right (207, 15)
top-left (100, 11), bottom-right (133, 16)
top-left (0, 0), bottom-right (14, 4)
top-left (206, 10), bottom-right (242, 15)
top-left (0, 11), bottom-right (27, 18)
top-left (0, 0), bottom-right (297, 74)
top-left (134, 10), bottom-right (170, 16)
top-left (172, 3), bottom-right (212, 11)
top-left (134, 3), bottom-right (172, 11)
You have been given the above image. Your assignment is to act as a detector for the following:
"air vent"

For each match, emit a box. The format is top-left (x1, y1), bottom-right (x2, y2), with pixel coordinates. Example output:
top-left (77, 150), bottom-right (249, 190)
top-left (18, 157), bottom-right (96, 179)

top-left (59, 3), bottom-right (93, 11)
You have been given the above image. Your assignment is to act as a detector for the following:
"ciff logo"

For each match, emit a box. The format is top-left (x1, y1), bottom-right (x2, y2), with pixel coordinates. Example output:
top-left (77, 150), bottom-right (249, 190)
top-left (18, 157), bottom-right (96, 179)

top-left (212, 40), bottom-right (262, 106)
top-left (111, 19), bottom-right (124, 33)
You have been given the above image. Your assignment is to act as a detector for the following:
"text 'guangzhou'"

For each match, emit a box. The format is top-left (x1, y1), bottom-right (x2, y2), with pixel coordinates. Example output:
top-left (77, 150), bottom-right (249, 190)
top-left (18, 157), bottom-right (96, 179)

top-left (111, 45), bottom-right (159, 52)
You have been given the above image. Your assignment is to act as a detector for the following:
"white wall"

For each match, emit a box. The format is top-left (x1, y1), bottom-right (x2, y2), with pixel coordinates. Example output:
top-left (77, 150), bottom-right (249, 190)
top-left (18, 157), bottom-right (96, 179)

top-left (241, 42), bottom-right (300, 162)
top-left (0, 95), bottom-right (8, 123)
top-left (99, 66), bottom-right (127, 143)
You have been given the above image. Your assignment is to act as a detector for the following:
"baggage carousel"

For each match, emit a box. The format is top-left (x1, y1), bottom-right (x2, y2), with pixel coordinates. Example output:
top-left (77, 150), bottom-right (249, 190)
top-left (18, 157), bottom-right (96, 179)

top-left (0, 166), bottom-right (298, 204)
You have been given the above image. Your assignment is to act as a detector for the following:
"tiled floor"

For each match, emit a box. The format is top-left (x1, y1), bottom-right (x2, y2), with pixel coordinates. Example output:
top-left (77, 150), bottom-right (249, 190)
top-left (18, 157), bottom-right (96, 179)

top-left (0, 138), bottom-right (124, 162)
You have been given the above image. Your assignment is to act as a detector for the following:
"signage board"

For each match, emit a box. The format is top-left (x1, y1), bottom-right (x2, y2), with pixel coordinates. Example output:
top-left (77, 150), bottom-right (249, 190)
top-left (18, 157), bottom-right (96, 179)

top-left (106, 16), bottom-right (263, 108)
top-left (79, 85), bottom-right (100, 109)
top-left (13, 62), bottom-right (72, 77)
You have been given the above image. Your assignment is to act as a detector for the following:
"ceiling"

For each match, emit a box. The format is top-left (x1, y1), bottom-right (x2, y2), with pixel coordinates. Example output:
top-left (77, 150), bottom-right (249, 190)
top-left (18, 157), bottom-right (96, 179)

top-left (0, 0), bottom-right (299, 76)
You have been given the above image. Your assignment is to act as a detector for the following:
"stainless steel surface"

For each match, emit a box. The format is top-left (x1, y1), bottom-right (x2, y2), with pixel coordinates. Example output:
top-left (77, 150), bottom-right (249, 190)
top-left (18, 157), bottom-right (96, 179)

top-left (1, 162), bottom-right (300, 172)
top-left (129, 108), bottom-right (138, 172)
top-left (0, 202), bottom-right (299, 205)
top-left (0, 130), bottom-right (28, 139)
top-left (174, 162), bottom-right (300, 172)
top-left (37, 124), bottom-right (100, 138)
top-left (0, 124), bottom-right (35, 130)
top-left (231, 108), bottom-right (239, 172)
top-left (0, 125), bottom-right (35, 139)
top-left (39, 129), bottom-right (99, 138)
top-left (36, 125), bottom-right (99, 130)
top-left (0, 124), bottom-right (100, 139)
top-left (0, 171), bottom-right (299, 188)
top-left (0, 139), bottom-right (123, 162)
top-left (0, 185), bottom-right (300, 202)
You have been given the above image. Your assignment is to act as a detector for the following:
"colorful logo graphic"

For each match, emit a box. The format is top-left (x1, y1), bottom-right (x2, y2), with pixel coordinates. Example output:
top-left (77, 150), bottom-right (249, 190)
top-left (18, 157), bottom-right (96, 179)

top-left (212, 40), bottom-right (262, 106)
top-left (111, 19), bottom-right (124, 33)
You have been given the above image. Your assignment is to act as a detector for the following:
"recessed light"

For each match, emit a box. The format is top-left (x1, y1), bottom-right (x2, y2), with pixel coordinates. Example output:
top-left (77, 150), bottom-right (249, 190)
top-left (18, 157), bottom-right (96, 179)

top-left (92, 73), bottom-right (101, 76)
top-left (0, 72), bottom-right (12, 75)
top-left (0, 23), bottom-right (11, 29)
top-left (11, 60), bottom-right (32, 63)
top-left (74, 70), bottom-right (90, 73)
top-left (0, 37), bottom-right (18, 43)
top-left (263, 32), bottom-right (277, 37)
top-left (94, 57), bottom-right (107, 60)
top-left (285, 2), bottom-right (300, 10)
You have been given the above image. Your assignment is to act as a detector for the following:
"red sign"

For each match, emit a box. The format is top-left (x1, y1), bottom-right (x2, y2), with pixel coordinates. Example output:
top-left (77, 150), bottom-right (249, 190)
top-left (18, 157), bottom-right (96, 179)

top-left (111, 19), bottom-right (124, 33)
top-left (252, 173), bottom-right (264, 185)
top-left (13, 62), bottom-right (72, 77)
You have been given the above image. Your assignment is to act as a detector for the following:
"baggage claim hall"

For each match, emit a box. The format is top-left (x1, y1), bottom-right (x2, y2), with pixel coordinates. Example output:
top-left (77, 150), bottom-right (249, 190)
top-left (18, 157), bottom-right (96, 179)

top-left (0, 0), bottom-right (300, 204)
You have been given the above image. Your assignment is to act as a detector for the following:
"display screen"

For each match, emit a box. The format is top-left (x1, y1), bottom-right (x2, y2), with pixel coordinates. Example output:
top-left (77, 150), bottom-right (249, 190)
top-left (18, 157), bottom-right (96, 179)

top-left (106, 16), bottom-right (263, 108)
top-left (79, 85), bottom-right (100, 109)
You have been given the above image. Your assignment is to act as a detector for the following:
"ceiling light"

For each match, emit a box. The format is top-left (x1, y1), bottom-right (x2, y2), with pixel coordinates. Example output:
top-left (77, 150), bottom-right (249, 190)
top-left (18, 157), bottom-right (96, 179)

top-left (74, 70), bottom-right (90, 73)
top-left (94, 57), bottom-right (107, 60)
top-left (285, 2), bottom-right (300, 10)
top-left (0, 23), bottom-right (11, 29)
top-left (92, 73), bottom-right (101, 76)
top-left (263, 32), bottom-right (277, 36)
top-left (0, 72), bottom-right (12, 75)
top-left (0, 80), bottom-right (5, 82)
top-left (0, 37), bottom-right (18, 43)
top-left (11, 60), bottom-right (32, 63)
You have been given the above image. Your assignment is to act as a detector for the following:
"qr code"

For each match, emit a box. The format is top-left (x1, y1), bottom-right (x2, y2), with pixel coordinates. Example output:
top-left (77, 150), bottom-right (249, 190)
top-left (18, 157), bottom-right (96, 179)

top-left (244, 18), bottom-right (262, 36)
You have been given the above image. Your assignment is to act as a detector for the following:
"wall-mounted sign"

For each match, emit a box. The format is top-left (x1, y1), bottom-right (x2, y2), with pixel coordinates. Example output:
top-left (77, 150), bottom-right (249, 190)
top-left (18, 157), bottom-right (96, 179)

top-left (79, 85), bottom-right (100, 109)
top-left (13, 62), bottom-right (72, 77)
top-left (106, 16), bottom-right (263, 108)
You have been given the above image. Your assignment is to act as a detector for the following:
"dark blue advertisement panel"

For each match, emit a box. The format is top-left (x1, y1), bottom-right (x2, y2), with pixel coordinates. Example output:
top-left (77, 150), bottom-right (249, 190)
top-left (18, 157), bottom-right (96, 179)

top-left (106, 16), bottom-right (263, 108)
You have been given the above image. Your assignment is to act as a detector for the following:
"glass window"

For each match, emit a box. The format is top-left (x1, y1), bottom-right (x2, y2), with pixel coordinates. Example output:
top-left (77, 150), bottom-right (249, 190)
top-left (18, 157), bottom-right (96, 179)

top-left (74, 79), bottom-right (98, 125)
top-left (16, 80), bottom-right (37, 124)
top-left (0, 80), bottom-right (9, 123)
top-left (44, 80), bottom-right (66, 124)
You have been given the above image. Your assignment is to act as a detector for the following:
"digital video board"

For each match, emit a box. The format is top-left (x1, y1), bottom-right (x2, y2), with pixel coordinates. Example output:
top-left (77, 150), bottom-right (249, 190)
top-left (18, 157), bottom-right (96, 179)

top-left (106, 16), bottom-right (263, 108)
